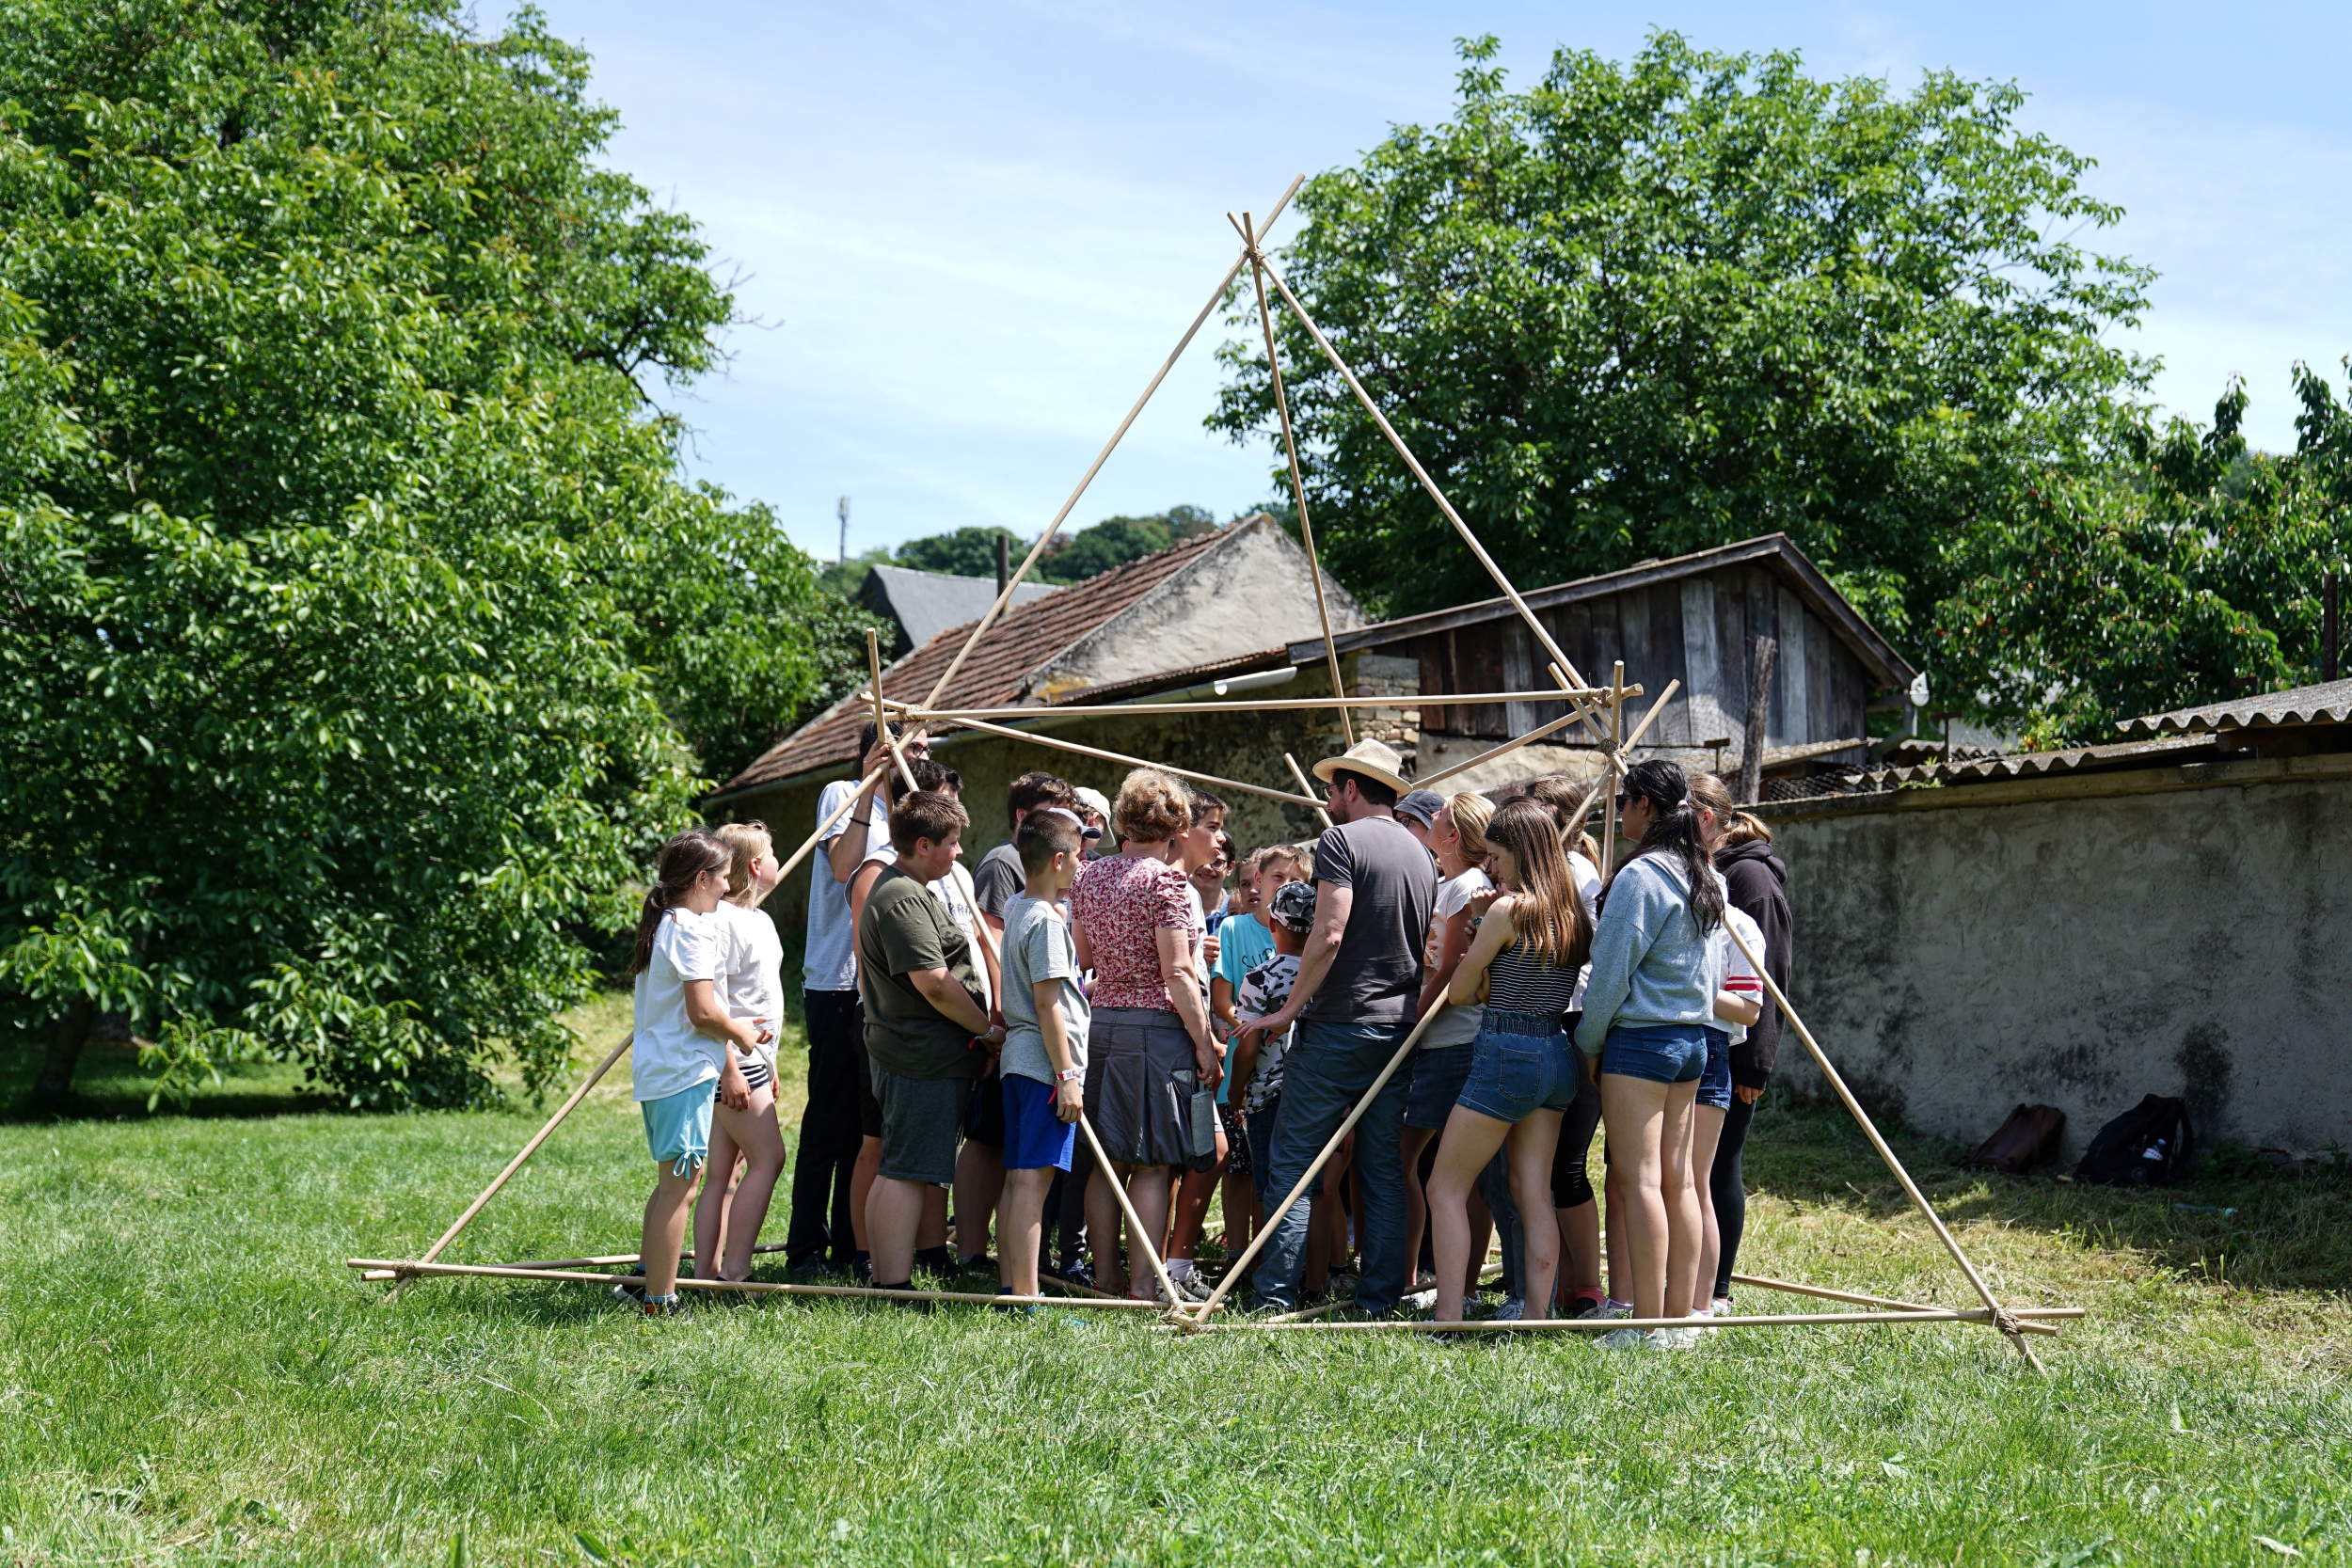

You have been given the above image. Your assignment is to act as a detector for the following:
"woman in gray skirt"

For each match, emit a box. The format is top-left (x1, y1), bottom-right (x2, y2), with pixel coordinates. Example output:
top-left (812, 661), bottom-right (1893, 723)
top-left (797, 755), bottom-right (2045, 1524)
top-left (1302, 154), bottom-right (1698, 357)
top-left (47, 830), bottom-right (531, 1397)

top-left (1071, 768), bottom-right (1221, 1302)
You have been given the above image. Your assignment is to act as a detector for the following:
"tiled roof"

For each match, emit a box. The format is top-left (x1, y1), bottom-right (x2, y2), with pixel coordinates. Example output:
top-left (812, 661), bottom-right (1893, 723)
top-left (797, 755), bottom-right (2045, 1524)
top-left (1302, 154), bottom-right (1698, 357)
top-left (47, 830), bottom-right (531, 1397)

top-left (2116, 678), bottom-right (2352, 738)
top-left (718, 527), bottom-right (1236, 795)
top-left (1867, 732), bottom-right (2219, 787)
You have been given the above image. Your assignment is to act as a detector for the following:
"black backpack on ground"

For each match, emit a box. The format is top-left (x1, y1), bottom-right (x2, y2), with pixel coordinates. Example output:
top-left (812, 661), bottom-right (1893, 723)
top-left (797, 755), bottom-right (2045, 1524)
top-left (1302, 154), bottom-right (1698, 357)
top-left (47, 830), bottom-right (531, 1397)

top-left (2074, 1094), bottom-right (2194, 1186)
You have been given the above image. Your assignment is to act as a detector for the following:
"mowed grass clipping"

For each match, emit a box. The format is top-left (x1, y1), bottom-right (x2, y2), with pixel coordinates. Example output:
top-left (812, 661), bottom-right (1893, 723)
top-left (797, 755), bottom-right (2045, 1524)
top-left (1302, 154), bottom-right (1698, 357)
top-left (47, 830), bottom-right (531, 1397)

top-left (4, 992), bottom-right (2350, 1566)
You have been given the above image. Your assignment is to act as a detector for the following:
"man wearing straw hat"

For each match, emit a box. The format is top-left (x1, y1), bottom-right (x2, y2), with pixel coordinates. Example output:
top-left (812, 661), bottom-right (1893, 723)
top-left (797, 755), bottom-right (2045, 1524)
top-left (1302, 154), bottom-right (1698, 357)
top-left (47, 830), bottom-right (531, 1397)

top-left (1242, 737), bottom-right (1436, 1315)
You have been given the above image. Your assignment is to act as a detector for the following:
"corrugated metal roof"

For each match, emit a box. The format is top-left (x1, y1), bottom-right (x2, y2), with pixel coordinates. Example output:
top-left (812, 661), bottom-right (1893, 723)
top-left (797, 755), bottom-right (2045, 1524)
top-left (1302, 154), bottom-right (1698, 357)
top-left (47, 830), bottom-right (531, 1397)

top-left (1869, 732), bottom-right (2220, 787)
top-left (717, 527), bottom-right (1240, 796)
top-left (2116, 678), bottom-right (2352, 738)
top-left (863, 564), bottom-right (1057, 651)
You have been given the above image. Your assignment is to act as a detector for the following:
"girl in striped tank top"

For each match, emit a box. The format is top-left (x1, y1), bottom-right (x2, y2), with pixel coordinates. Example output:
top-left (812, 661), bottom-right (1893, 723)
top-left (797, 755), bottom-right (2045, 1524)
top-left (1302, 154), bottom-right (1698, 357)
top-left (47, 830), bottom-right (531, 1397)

top-left (1424, 800), bottom-right (1595, 1324)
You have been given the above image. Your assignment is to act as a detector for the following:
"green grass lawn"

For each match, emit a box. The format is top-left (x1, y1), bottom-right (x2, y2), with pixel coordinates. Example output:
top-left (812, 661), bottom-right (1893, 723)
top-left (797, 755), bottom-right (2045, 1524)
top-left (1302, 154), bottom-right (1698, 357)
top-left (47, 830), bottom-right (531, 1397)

top-left (4, 993), bottom-right (2349, 1565)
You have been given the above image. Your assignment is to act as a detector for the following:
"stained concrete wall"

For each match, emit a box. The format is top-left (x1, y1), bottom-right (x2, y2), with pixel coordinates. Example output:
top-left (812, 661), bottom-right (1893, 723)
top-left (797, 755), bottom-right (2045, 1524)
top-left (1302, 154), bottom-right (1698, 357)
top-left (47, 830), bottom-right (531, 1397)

top-left (1760, 757), bottom-right (2352, 1163)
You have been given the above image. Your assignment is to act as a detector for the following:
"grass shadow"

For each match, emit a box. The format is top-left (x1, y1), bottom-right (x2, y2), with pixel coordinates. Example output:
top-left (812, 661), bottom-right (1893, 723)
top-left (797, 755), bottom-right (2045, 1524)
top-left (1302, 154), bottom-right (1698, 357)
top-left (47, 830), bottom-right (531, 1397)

top-left (1741, 1093), bottom-right (2352, 1294)
top-left (0, 1040), bottom-right (344, 1124)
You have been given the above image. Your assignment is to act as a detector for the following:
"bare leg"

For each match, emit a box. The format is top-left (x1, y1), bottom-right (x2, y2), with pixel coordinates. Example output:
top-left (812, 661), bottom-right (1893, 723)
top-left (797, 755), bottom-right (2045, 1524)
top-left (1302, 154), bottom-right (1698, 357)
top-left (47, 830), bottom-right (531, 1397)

top-left (715, 1085), bottom-right (786, 1280)
top-left (1324, 1135), bottom-right (1355, 1273)
top-left (1425, 1103), bottom-right (1511, 1323)
top-left (866, 1176), bottom-right (927, 1285)
top-left (1465, 1189), bottom-right (1494, 1294)
top-left (1599, 1073), bottom-right (1674, 1319)
top-left (953, 1138), bottom-right (1004, 1264)
top-left (850, 1135), bottom-right (882, 1252)
top-left (1687, 1103), bottom-right (1727, 1315)
top-left (1661, 1082), bottom-right (1702, 1320)
top-left (997, 1166), bottom-right (1055, 1298)
top-left (1507, 1110), bottom-right (1564, 1319)
top-left (1085, 1164), bottom-right (1128, 1296)
top-left (1603, 1161), bottom-right (1631, 1303)
top-left (1168, 1126), bottom-right (1228, 1264)
top-left (1122, 1164), bottom-right (1173, 1299)
top-left (1399, 1124), bottom-right (1438, 1285)
top-left (692, 1114), bottom-right (744, 1281)
top-left (918, 1184), bottom-right (948, 1252)
top-left (639, 1161), bottom-right (700, 1296)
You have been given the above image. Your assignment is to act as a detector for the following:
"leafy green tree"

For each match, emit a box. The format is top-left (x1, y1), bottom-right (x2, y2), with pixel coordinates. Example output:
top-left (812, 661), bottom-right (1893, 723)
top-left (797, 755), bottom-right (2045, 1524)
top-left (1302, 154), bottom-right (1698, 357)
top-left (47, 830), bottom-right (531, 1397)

top-left (1212, 34), bottom-right (2153, 639)
top-left (892, 527), bottom-right (1025, 579)
top-left (879, 506), bottom-right (1222, 589)
top-left (0, 0), bottom-right (855, 1106)
top-left (1934, 371), bottom-right (2352, 745)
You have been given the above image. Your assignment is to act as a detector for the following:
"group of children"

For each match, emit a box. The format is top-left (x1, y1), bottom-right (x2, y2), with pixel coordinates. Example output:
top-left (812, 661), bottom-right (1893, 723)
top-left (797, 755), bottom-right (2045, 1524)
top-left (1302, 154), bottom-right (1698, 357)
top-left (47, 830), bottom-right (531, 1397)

top-left (623, 727), bottom-right (1789, 1348)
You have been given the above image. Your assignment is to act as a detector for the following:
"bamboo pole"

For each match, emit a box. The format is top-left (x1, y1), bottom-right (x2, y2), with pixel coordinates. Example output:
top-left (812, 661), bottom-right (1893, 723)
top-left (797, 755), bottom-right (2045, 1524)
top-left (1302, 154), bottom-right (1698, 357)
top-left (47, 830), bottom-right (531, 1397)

top-left (1073, 1111), bottom-right (1187, 1313)
top-left (866, 629), bottom-right (920, 796)
top-left (919, 176), bottom-right (1306, 709)
top-left (349, 1259), bottom-right (1193, 1310)
top-left (1238, 208), bottom-right (1351, 747)
top-left (1247, 249), bottom-right (1610, 746)
top-left (1415, 709), bottom-right (1589, 790)
top-left (1731, 1272), bottom-right (2063, 1338)
top-left (1719, 919), bottom-right (2048, 1372)
top-left (774, 763), bottom-right (892, 885)
top-left (1186, 992), bottom-right (1451, 1326)
top-left (1284, 752), bottom-right (1335, 830)
top-left (1598, 663), bottom-right (1625, 879)
top-left (915, 709), bottom-right (1322, 811)
top-left (1201, 1306), bottom-right (2085, 1335)
top-left (907, 689), bottom-right (1613, 722)
top-left (389, 1032), bottom-right (635, 1291)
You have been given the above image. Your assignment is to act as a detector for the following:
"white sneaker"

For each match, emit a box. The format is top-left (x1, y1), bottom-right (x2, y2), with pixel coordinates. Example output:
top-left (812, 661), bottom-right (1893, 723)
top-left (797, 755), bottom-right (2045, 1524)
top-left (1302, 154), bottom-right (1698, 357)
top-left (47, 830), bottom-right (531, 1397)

top-left (1599, 1298), bottom-right (1636, 1320)
top-left (1652, 1325), bottom-right (1701, 1350)
top-left (1711, 1296), bottom-right (1734, 1317)
top-left (1597, 1326), bottom-right (1650, 1351)
top-left (1490, 1298), bottom-right (1524, 1322)
top-left (1685, 1310), bottom-right (1718, 1339)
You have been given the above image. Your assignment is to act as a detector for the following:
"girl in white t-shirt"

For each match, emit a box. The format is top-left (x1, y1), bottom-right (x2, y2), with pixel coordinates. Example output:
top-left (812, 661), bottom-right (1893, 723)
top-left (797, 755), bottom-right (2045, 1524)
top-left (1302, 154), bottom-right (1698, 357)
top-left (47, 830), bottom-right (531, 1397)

top-left (628, 829), bottom-right (767, 1317)
top-left (1401, 792), bottom-right (1495, 1287)
top-left (691, 822), bottom-right (789, 1284)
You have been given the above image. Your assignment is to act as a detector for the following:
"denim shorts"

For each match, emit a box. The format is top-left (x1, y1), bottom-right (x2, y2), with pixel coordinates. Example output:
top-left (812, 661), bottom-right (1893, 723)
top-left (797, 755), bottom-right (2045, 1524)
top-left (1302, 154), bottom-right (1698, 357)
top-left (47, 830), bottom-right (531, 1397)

top-left (1405, 1042), bottom-right (1474, 1130)
top-left (640, 1083), bottom-right (715, 1176)
top-left (1455, 1011), bottom-right (1580, 1122)
top-left (1696, 1028), bottom-right (1733, 1111)
top-left (1599, 1022), bottom-right (1709, 1085)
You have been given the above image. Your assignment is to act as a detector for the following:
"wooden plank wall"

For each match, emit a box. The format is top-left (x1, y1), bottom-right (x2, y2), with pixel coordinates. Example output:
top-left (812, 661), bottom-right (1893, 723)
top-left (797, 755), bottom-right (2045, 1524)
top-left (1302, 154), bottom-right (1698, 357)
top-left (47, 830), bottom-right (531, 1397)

top-left (1407, 566), bottom-right (1871, 752)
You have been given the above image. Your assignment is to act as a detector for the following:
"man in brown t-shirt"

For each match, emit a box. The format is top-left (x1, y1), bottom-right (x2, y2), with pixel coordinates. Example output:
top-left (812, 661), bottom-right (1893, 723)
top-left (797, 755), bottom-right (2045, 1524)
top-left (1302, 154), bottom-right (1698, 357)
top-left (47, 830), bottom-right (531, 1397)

top-left (1246, 739), bottom-right (1436, 1315)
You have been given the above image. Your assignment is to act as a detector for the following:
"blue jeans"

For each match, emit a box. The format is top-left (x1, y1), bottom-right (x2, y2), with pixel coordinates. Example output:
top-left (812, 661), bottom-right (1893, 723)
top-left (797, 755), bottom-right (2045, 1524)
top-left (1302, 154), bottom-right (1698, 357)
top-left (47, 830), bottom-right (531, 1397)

top-left (1249, 1018), bottom-right (1414, 1314)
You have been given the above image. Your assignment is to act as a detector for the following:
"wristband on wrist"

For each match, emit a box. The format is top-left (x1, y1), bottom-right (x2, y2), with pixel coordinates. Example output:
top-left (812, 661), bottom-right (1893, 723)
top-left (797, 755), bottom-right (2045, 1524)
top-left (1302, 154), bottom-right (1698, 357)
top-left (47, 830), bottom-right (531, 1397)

top-left (1056, 1066), bottom-right (1083, 1084)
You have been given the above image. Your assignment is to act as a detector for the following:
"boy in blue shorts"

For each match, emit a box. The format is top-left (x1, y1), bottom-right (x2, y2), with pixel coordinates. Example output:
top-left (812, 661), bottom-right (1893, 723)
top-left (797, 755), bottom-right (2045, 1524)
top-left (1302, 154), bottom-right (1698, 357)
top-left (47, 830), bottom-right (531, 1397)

top-left (996, 808), bottom-right (1090, 1302)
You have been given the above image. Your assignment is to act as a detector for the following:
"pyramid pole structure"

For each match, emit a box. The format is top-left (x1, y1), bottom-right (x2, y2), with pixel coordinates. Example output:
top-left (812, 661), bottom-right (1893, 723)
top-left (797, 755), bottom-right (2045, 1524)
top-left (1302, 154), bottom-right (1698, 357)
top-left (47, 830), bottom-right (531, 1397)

top-left (1244, 245), bottom-right (1612, 748)
top-left (1238, 207), bottom-right (1351, 745)
top-left (895, 707), bottom-right (1322, 811)
top-left (1721, 918), bottom-right (2047, 1372)
top-left (917, 176), bottom-right (1305, 712)
top-left (866, 628), bottom-right (922, 794)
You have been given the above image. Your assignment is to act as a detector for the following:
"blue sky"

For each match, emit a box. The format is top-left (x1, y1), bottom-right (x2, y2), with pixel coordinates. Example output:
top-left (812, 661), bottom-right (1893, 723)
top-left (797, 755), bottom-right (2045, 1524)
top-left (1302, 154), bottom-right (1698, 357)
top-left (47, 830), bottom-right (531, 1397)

top-left (525, 1), bottom-right (2352, 562)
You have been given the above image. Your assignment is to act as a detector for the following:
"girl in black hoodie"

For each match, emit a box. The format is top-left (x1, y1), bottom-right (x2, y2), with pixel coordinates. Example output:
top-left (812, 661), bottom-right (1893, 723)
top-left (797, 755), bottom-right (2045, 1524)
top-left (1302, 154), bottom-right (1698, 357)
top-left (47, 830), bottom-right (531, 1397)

top-left (1709, 808), bottom-right (1791, 1311)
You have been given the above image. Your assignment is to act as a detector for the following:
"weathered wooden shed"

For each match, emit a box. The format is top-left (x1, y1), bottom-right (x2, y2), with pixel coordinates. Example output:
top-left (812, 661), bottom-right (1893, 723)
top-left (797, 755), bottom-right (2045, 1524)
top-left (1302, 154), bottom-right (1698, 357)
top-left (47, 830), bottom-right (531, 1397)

top-left (1287, 534), bottom-right (1917, 788)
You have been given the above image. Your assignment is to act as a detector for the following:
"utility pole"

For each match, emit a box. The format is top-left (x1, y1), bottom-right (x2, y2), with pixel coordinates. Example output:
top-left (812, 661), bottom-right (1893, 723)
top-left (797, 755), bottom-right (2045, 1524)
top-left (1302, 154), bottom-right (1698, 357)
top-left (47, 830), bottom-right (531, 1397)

top-left (836, 495), bottom-right (850, 569)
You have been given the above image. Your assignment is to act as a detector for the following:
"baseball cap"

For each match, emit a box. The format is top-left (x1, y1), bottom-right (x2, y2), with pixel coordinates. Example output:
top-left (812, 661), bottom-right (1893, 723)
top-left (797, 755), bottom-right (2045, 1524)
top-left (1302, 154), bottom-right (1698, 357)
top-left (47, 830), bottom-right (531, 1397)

top-left (1268, 879), bottom-right (1318, 935)
top-left (1393, 789), bottom-right (1445, 830)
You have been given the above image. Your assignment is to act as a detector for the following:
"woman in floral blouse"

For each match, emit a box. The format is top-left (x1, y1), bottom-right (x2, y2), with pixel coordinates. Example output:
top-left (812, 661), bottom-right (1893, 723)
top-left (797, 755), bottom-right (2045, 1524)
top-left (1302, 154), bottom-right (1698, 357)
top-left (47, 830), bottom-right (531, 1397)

top-left (1072, 768), bottom-right (1221, 1302)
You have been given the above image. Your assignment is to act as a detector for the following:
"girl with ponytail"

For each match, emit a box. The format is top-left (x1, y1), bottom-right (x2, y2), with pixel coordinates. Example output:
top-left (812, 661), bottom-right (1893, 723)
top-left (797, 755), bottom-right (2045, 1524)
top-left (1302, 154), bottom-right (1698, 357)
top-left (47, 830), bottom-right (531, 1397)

top-left (624, 828), bottom-right (770, 1317)
top-left (1572, 760), bottom-right (1725, 1348)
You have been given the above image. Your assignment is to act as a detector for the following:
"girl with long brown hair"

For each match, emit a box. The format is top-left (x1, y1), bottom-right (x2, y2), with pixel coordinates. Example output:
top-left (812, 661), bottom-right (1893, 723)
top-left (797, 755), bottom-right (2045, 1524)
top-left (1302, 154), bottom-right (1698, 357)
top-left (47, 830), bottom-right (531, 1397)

top-left (1423, 799), bottom-right (1595, 1324)
top-left (625, 828), bottom-right (767, 1317)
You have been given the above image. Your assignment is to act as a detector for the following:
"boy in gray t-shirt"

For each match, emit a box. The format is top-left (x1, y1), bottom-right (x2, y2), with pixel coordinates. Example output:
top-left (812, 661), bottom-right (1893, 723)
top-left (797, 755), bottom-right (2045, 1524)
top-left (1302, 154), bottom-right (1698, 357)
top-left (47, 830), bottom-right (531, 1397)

top-left (995, 809), bottom-right (1090, 1302)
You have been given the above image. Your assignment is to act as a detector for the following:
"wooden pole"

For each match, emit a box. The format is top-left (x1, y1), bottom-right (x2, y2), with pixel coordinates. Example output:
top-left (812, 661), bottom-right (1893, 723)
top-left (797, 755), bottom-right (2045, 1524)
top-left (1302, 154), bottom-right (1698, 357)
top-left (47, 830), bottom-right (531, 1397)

top-left (1739, 636), bottom-right (1777, 806)
top-left (1200, 1306), bottom-right (2084, 1335)
top-left (403, 1032), bottom-right (635, 1275)
top-left (905, 689), bottom-right (1613, 723)
top-left (920, 176), bottom-right (1306, 709)
top-left (1238, 208), bottom-right (1352, 747)
top-left (350, 1259), bottom-right (1190, 1310)
top-left (1248, 251), bottom-right (1611, 746)
top-left (916, 709), bottom-right (1322, 810)
top-left (866, 628), bottom-right (920, 795)
top-left (1186, 992), bottom-right (1451, 1326)
top-left (774, 763), bottom-right (890, 886)
top-left (1719, 918), bottom-right (2047, 1372)
top-left (1284, 752), bottom-right (1335, 830)
top-left (1073, 1110), bottom-right (1187, 1313)
top-left (1598, 662), bottom-right (1624, 879)
top-left (1731, 1272), bottom-right (2062, 1337)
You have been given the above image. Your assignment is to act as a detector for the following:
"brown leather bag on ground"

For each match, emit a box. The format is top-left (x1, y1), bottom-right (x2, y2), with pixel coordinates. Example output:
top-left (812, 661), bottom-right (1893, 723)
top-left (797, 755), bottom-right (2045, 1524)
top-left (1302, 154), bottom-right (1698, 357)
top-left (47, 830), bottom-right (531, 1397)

top-left (1966, 1103), bottom-right (2066, 1174)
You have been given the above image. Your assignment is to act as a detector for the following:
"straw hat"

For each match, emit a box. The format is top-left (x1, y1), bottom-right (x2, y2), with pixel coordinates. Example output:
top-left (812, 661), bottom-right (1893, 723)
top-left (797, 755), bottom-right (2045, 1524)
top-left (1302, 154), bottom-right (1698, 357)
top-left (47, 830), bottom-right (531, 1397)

top-left (1311, 737), bottom-right (1412, 797)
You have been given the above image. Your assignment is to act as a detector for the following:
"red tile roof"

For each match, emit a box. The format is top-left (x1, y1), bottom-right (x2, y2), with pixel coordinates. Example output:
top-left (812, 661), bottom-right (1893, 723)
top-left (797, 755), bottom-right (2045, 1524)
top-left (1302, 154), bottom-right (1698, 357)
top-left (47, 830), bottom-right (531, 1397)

top-left (719, 526), bottom-right (1237, 795)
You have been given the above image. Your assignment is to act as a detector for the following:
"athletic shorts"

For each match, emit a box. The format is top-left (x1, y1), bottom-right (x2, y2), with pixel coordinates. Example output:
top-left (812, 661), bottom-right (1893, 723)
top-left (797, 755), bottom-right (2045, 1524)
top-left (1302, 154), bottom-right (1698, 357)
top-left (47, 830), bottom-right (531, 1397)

top-left (640, 1084), bottom-right (714, 1176)
top-left (1599, 1022), bottom-right (1709, 1085)
top-left (873, 1067), bottom-right (968, 1186)
top-left (1001, 1072), bottom-right (1075, 1172)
